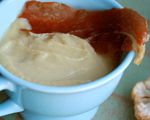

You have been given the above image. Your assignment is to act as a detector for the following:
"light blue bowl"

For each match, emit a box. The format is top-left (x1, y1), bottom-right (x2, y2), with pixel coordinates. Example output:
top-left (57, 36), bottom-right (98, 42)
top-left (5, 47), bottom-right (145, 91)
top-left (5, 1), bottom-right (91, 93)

top-left (0, 0), bottom-right (134, 120)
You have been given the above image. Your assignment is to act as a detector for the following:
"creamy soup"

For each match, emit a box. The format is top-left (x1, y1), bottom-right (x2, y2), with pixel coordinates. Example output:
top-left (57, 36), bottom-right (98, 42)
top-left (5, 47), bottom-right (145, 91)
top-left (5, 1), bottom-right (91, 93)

top-left (0, 19), bottom-right (116, 86)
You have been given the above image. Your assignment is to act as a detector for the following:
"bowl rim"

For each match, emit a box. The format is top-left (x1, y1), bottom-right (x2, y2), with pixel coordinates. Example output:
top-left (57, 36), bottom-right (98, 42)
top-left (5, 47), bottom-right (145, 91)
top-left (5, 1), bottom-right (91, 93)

top-left (0, 0), bottom-right (135, 94)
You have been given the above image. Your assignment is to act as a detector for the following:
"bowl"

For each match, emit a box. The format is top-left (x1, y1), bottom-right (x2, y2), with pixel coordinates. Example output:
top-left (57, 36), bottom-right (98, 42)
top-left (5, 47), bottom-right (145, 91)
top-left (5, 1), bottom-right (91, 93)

top-left (0, 0), bottom-right (134, 120)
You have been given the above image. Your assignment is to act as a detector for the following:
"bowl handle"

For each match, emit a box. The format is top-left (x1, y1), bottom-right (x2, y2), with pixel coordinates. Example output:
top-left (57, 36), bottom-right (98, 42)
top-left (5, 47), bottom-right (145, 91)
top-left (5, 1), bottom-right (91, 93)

top-left (0, 77), bottom-right (24, 116)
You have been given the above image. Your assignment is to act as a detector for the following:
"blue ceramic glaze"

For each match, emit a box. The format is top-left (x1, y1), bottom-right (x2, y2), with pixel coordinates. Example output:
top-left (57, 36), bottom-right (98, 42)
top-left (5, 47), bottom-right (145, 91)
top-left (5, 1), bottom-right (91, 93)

top-left (0, 0), bottom-right (134, 120)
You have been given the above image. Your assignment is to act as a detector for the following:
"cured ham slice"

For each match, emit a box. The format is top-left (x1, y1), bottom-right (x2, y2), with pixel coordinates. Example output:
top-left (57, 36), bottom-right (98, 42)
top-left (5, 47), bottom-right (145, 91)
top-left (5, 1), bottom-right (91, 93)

top-left (20, 1), bottom-right (149, 64)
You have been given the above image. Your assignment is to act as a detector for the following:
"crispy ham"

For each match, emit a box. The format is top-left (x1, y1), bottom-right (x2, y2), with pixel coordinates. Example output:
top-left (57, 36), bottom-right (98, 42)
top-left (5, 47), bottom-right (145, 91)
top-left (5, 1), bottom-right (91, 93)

top-left (20, 1), bottom-right (149, 64)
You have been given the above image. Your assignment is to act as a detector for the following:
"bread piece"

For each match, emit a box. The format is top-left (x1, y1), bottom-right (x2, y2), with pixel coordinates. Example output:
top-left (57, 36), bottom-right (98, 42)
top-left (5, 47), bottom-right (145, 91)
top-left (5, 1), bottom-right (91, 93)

top-left (132, 78), bottom-right (150, 120)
